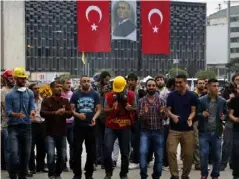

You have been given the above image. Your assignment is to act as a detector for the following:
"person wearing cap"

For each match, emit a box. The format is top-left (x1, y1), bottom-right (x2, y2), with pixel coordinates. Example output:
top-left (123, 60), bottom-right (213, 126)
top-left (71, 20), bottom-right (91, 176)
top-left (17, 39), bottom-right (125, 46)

top-left (5, 67), bottom-right (36, 179)
top-left (1, 69), bottom-right (15, 172)
top-left (103, 76), bottom-right (136, 179)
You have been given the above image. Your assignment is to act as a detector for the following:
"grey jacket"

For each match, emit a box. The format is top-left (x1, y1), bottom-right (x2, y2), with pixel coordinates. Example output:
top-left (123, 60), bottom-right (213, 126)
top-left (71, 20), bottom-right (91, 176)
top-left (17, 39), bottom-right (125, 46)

top-left (197, 94), bottom-right (228, 136)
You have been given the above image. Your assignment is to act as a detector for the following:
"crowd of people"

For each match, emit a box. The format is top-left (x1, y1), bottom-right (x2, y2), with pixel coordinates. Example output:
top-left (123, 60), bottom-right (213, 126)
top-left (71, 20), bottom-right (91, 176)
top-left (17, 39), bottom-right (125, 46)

top-left (1, 67), bottom-right (239, 179)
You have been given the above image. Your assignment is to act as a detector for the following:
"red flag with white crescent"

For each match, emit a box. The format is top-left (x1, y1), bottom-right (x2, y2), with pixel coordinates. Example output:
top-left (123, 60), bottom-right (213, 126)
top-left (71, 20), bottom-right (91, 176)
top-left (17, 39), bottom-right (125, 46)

top-left (77, 0), bottom-right (111, 52)
top-left (141, 0), bottom-right (170, 54)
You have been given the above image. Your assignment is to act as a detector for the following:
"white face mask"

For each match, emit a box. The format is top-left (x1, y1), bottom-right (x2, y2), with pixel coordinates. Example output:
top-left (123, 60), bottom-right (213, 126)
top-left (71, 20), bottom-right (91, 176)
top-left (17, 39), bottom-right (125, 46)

top-left (17, 87), bottom-right (27, 92)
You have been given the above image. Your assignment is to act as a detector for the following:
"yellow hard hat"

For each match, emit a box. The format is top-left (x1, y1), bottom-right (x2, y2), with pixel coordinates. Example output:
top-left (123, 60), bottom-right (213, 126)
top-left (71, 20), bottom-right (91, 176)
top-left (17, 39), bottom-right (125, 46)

top-left (13, 67), bottom-right (28, 78)
top-left (113, 76), bottom-right (126, 93)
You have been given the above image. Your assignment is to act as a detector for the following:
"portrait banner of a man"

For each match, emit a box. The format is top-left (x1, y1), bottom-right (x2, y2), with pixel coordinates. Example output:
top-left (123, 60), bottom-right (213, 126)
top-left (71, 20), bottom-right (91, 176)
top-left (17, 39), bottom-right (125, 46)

top-left (111, 0), bottom-right (137, 41)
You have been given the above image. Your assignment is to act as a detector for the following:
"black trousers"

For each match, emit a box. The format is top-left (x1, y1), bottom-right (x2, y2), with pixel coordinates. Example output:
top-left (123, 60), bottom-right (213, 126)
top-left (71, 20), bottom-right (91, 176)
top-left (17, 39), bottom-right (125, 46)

top-left (73, 125), bottom-right (96, 177)
top-left (96, 118), bottom-right (105, 165)
top-left (29, 122), bottom-right (46, 171)
top-left (232, 131), bottom-right (239, 177)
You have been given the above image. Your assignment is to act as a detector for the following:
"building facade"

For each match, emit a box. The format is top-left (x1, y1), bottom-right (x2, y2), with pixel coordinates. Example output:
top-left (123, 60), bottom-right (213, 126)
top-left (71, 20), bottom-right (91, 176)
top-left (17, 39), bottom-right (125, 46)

top-left (1, 1), bottom-right (206, 78)
top-left (207, 5), bottom-right (239, 78)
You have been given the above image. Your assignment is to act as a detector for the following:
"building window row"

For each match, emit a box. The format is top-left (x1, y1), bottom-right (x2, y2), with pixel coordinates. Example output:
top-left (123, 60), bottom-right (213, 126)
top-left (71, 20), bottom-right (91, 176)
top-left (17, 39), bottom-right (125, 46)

top-left (231, 48), bottom-right (239, 53)
top-left (231, 37), bottom-right (239, 43)
top-left (231, 16), bottom-right (239, 22)
top-left (231, 27), bottom-right (239, 33)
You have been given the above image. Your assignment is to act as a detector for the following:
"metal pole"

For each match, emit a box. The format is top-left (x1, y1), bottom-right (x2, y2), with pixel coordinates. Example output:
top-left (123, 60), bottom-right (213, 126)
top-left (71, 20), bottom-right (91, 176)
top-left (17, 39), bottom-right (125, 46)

top-left (1, 1), bottom-right (4, 70)
top-left (227, 0), bottom-right (231, 80)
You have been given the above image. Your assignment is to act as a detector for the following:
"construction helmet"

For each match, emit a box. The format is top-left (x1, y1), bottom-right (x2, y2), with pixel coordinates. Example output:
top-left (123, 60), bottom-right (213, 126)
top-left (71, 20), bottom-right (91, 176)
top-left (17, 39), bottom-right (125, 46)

top-left (113, 76), bottom-right (127, 93)
top-left (13, 67), bottom-right (28, 78)
top-left (2, 69), bottom-right (13, 78)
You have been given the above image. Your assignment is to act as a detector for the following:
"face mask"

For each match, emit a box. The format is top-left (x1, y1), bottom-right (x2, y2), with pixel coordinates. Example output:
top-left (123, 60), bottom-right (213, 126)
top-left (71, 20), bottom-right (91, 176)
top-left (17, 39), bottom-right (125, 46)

top-left (17, 87), bottom-right (27, 92)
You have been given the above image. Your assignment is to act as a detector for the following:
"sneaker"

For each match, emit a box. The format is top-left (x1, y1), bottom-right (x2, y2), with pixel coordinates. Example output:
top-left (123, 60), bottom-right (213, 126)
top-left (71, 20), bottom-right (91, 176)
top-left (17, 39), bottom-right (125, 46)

top-left (195, 165), bottom-right (201, 170)
top-left (120, 176), bottom-right (128, 179)
top-left (129, 163), bottom-right (139, 170)
top-left (63, 166), bottom-right (69, 172)
top-left (104, 174), bottom-right (112, 179)
top-left (201, 177), bottom-right (207, 179)
top-left (48, 177), bottom-right (55, 179)
top-left (55, 176), bottom-right (62, 179)
top-left (112, 161), bottom-right (117, 168)
top-left (219, 165), bottom-right (226, 171)
top-left (182, 177), bottom-right (190, 179)
top-left (162, 166), bottom-right (169, 171)
top-left (85, 176), bottom-right (93, 179)
top-left (72, 175), bottom-right (81, 179)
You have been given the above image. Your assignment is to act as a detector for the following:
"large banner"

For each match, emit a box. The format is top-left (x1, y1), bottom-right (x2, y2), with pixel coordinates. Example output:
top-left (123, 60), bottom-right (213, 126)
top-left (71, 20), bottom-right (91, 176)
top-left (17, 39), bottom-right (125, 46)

top-left (111, 0), bottom-right (137, 41)
top-left (77, 0), bottom-right (111, 52)
top-left (141, 0), bottom-right (170, 54)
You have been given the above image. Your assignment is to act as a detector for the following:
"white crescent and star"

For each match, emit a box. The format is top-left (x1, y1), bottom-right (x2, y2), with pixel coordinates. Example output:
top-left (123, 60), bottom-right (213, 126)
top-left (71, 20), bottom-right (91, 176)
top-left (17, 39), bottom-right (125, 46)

top-left (85, 5), bottom-right (102, 31)
top-left (148, 8), bottom-right (164, 33)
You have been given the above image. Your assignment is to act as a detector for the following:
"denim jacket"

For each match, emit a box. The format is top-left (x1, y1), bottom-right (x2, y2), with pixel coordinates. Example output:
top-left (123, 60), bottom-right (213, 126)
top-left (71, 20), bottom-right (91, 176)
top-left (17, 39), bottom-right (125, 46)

top-left (197, 94), bottom-right (228, 136)
top-left (5, 87), bottom-right (35, 125)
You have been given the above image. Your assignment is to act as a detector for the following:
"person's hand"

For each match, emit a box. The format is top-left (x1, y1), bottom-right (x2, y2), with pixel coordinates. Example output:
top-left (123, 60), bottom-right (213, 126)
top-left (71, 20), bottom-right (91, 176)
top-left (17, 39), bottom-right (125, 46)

top-left (113, 101), bottom-right (118, 110)
top-left (144, 103), bottom-right (149, 113)
top-left (187, 118), bottom-right (193, 127)
top-left (172, 115), bottom-right (180, 123)
top-left (30, 110), bottom-right (36, 120)
top-left (125, 103), bottom-right (133, 111)
top-left (55, 108), bottom-right (66, 115)
top-left (202, 111), bottom-right (210, 118)
top-left (78, 113), bottom-right (86, 120)
top-left (230, 93), bottom-right (235, 99)
top-left (18, 112), bottom-right (26, 119)
top-left (89, 118), bottom-right (96, 126)
top-left (221, 113), bottom-right (225, 121)
top-left (159, 106), bottom-right (165, 113)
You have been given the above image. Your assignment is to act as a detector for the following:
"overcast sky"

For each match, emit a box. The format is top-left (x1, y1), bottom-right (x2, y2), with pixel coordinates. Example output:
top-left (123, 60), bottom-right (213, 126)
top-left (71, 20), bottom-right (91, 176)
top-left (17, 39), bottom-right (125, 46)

top-left (173, 0), bottom-right (239, 16)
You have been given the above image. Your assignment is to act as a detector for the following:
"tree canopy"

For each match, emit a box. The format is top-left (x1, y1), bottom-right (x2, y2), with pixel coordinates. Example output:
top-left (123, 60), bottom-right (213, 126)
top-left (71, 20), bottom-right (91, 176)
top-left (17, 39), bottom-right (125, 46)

top-left (195, 69), bottom-right (217, 79)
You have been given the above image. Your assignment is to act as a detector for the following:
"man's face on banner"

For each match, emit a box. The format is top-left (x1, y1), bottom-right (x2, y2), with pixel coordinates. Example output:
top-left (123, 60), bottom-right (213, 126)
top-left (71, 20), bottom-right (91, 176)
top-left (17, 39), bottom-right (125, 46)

top-left (117, 1), bottom-right (130, 21)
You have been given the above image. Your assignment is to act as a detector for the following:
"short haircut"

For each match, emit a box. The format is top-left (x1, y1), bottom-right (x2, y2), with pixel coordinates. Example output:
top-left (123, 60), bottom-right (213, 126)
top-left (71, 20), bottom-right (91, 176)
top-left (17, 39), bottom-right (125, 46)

top-left (29, 83), bottom-right (37, 90)
top-left (146, 78), bottom-right (156, 86)
top-left (60, 77), bottom-right (71, 84)
top-left (232, 73), bottom-right (239, 82)
top-left (176, 74), bottom-right (187, 81)
top-left (127, 73), bottom-right (138, 81)
top-left (117, 1), bottom-right (130, 9)
top-left (208, 78), bottom-right (218, 84)
top-left (166, 78), bottom-right (175, 89)
top-left (80, 75), bottom-right (89, 79)
top-left (50, 81), bottom-right (60, 88)
top-left (99, 71), bottom-right (111, 84)
top-left (196, 78), bottom-right (205, 84)
top-left (155, 74), bottom-right (165, 81)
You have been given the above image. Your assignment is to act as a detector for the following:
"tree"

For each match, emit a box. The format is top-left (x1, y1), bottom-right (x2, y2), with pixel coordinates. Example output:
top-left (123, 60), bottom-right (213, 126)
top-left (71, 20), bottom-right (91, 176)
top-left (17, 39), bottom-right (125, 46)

top-left (226, 57), bottom-right (239, 73)
top-left (168, 68), bottom-right (188, 78)
top-left (195, 69), bottom-right (216, 79)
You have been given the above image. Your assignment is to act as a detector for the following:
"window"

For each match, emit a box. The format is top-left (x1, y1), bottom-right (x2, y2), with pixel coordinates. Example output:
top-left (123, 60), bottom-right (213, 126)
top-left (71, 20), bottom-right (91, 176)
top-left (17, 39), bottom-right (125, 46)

top-left (231, 16), bottom-right (239, 22)
top-left (231, 27), bottom-right (239, 33)
top-left (231, 37), bottom-right (239, 43)
top-left (230, 48), bottom-right (239, 53)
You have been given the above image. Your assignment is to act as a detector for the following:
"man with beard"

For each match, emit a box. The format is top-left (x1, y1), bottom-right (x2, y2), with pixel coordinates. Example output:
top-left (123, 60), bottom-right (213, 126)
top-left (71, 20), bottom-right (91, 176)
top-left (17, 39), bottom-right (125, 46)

top-left (40, 81), bottom-right (72, 179)
top-left (103, 76), bottom-right (136, 179)
top-left (70, 75), bottom-right (101, 179)
top-left (193, 79), bottom-right (206, 170)
top-left (228, 84), bottom-right (239, 179)
top-left (29, 83), bottom-right (47, 174)
top-left (138, 79), bottom-right (166, 179)
top-left (5, 67), bottom-right (36, 179)
top-left (155, 75), bottom-right (166, 94)
top-left (167, 74), bottom-right (198, 179)
top-left (1, 69), bottom-right (15, 172)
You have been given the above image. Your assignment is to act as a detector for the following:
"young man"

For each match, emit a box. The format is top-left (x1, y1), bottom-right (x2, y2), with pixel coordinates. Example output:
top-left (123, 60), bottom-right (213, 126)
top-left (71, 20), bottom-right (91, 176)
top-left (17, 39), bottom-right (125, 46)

top-left (138, 79), bottom-right (166, 179)
top-left (103, 76), bottom-right (136, 179)
top-left (61, 77), bottom-right (74, 170)
top-left (29, 84), bottom-right (47, 173)
top-left (228, 84), bottom-right (239, 179)
top-left (40, 81), bottom-right (72, 179)
top-left (1, 69), bottom-right (15, 172)
top-left (197, 79), bottom-right (228, 179)
top-left (155, 75), bottom-right (166, 93)
top-left (167, 74), bottom-right (198, 179)
top-left (71, 75), bottom-right (101, 179)
top-left (5, 67), bottom-right (36, 179)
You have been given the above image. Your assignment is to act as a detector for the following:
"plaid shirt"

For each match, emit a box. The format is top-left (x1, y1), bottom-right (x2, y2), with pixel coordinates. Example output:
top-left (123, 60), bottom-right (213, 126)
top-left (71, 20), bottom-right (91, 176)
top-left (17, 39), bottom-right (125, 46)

top-left (138, 94), bottom-right (166, 130)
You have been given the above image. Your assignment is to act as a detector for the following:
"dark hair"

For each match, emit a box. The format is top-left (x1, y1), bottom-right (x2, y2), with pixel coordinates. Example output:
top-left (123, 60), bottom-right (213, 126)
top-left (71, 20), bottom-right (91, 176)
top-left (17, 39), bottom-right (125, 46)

top-left (99, 71), bottom-right (111, 85)
top-left (145, 78), bottom-right (156, 86)
top-left (232, 73), bottom-right (239, 82)
top-left (127, 73), bottom-right (138, 81)
top-left (208, 78), bottom-right (218, 84)
top-left (117, 1), bottom-right (130, 10)
top-left (29, 83), bottom-right (37, 90)
top-left (155, 74), bottom-right (165, 81)
top-left (50, 81), bottom-right (60, 88)
top-left (80, 75), bottom-right (89, 79)
top-left (166, 78), bottom-right (175, 89)
top-left (175, 74), bottom-right (187, 81)
top-left (196, 78), bottom-right (205, 84)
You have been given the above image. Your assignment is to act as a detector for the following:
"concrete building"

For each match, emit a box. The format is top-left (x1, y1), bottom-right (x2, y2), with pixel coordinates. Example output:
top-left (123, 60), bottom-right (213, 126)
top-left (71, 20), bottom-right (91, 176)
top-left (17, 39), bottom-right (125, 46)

top-left (207, 5), bottom-right (239, 78)
top-left (1, 1), bottom-right (206, 78)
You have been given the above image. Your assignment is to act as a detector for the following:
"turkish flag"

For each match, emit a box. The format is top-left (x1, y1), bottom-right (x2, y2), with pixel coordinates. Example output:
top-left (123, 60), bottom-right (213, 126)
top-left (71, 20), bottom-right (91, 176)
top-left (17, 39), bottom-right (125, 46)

top-left (141, 0), bottom-right (170, 54)
top-left (77, 0), bottom-right (110, 52)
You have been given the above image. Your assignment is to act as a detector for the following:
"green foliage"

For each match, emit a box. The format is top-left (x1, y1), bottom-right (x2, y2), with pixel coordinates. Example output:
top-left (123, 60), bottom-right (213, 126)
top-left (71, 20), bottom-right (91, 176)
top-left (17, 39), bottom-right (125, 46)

top-left (168, 68), bottom-right (188, 78)
top-left (195, 69), bottom-right (217, 79)
top-left (226, 58), bottom-right (239, 73)
top-left (58, 74), bottom-right (79, 79)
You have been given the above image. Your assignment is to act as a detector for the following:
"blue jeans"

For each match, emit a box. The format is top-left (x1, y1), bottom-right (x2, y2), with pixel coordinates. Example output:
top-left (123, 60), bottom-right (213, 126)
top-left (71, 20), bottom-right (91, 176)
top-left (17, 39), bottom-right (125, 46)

top-left (2, 128), bottom-right (9, 170)
top-left (104, 127), bottom-right (131, 177)
top-left (45, 136), bottom-right (66, 177)
top-left (8, 124), bottom-right (32, 177)
top-left (140, 129), bottom-right (164, 179)
top-left (199, 132), bottom-right (222, 178)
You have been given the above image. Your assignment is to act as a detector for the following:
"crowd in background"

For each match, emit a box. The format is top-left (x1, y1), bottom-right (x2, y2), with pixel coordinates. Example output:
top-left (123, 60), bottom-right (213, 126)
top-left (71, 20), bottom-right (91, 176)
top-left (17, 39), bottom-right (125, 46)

top-left (1, 67), bottom-right (239, 179)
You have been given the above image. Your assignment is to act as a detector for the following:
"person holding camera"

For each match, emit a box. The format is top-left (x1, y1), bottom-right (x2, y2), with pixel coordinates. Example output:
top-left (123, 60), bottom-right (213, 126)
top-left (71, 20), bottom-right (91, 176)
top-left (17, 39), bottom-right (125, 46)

top-left (103, 76), bottom-right (136, 179)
